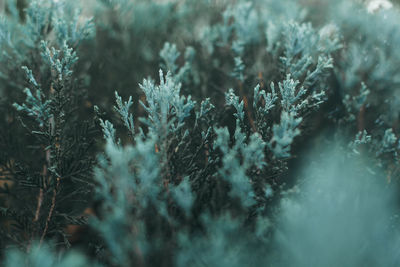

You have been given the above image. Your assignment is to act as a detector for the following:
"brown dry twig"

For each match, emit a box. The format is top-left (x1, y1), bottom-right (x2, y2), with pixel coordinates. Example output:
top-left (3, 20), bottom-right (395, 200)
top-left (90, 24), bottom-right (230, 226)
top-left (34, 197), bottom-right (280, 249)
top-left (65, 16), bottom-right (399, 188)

top-left (39, 177), bottom-right (60, 247)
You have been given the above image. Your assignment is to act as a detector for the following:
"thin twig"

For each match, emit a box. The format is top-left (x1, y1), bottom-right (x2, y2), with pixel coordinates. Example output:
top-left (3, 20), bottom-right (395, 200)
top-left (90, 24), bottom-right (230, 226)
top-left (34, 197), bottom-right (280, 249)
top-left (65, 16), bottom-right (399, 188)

top-left (357, 105), bottom-right (365, 132)
top-left (238, 82), bottom-right (257, 132)
top-left (27, 162), bottom-right (47, 252)
top-left (33, 189), bottom-right (44, 222)
top-left (39, 177), bottom-right (60, 247)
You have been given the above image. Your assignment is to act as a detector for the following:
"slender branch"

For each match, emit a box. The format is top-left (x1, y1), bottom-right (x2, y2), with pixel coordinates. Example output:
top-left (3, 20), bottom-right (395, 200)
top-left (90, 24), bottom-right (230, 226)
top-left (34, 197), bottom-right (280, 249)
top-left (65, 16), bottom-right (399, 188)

top-left (28, 160), bottom-right (48, 252)
top-left (33, 189), bottom-right (44, 222)
top-left (357, 105), bottom-right (365, 132)
top-left (39, 177), bottom-right (60, 247)
top-left (238, 81), bottom-right (257, 132)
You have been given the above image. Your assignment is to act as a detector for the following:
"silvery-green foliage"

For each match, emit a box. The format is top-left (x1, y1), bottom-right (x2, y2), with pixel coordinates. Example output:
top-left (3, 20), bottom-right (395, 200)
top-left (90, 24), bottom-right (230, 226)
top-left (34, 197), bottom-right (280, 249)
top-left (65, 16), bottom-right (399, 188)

top-left (0, 1), bottom-right (49, 91)
top-left (281, 22), bottom-right (318, 72)
top-left (0, 16), bottom-right (13, 56)
top-left (24, 0), bottom-right (56, 44)
top-left (40, 41), bottom-right (78, 83)
top-left (93, 135), bottom-right (162, 265)
top-left (12, 65), bottom-right (51, 127)
top-left (338, 43), bottom-right (367, 91)
top-left (99, 119), bottom-right (118, 145)
top-left (210, 6), bottom-right (233, 48)
top-left (4, 243), bottom-right (92, 267)
top-left (377, 128), bottom-right (398, 157)
top-left (160, 42), bottom-right (180, 75)
top-left (176, 213), bottom-right (264, 267)
top-left (13, 88), bottom-right (52, 128)
top-left (2, 0), bottom-right (400, 266)
top-left (96, 64), bottom-right (204, 264)
top-left (196, 98), bottom-right (214, 121)
top-left (94, 119), bottom-right (198, 265)
top-left (276, 75), bottom-right (307, 113)
top-left (302, 55), bottom-right (333, 89)
top-left (52, 3), bottom-right (95, 47)
top-left (349, 130), bottom-right (372, 154)
top-left (0, 0), bottom-right (92, 98)
top-left (265, 20), bottom-right (281, 54)
top-left (231, 57), bottom-right (245, 82)
top-left (227, 76), bottom-right (308, 159)
top-left (159, 42), bottom-right (195, 83)
top-left (263, 0), bottom-right (307, 54)
top-left (160, 42), bottom-right (181, 73)
top-left (264, 17), bottom-right (338, 103)
top-left (253, 83), bottom-right (277, 115)
top-left (318, 23), bottom-right (342, 53)
top-left (225, 88), bottom-right (244, 122)
top-left (280, 22), bottom-right (336, 89)
top-left (322, 0), bottom-right (400, 171)
top-left (114, 91), bottom-right (134, 136)
top-left (273, 144), bottom-right (400, 267)
top-left (226, 1), bottom-right (260, 47)
top-left (170, 177), bottom-right (194, 216)
top-left (23, 0), bottom-right (94, 47)
top-left (139, 70), bottom-right (195, 137)
top-left (351, 82), bottom-right (370, 110)
top-left (1, 0), bottom-right (97, 256)
top-left (214, 124), bottom-right (266, 207)
top-left (98, 0), bottom-right (130, 8)
top-left (343, 82), bottom-right (370, 122)
top-left (272, 74), bottom-right (325, 116)
top-left (269, 111), bottom-right (302, 158)
top-left (20, 66), bottom-right (39, 87)
top-left (4, 0), bottom-right (19, 20)
top-left (253, 83), bottom-right (277, 134)
top-left (330, 0), bottom-right (400, 124)
top-left (333, 1), bottom-right (400, 84)
top-left (204, 0), bottom-right (259, 52)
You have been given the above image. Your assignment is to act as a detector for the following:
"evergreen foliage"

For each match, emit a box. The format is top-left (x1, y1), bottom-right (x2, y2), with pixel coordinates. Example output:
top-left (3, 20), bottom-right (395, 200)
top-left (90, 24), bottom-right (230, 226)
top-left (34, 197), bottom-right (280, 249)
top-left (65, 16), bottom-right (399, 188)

top-left (0, 0), bottom-right (400, 266)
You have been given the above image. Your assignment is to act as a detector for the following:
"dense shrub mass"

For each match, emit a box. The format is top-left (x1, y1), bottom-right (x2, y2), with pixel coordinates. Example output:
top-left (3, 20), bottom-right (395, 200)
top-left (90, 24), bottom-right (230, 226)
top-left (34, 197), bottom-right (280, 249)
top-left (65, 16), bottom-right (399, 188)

top-left (0, 0), bottom-right (400, 266)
